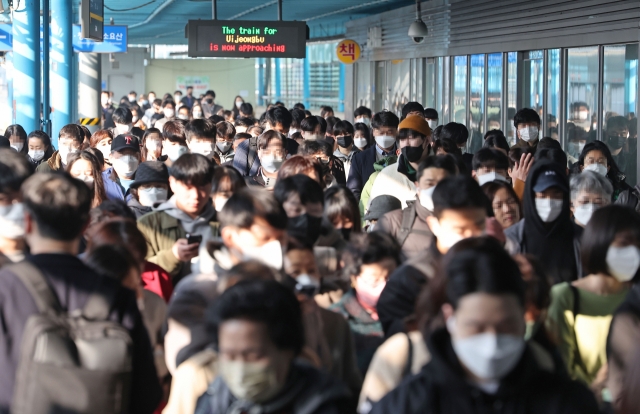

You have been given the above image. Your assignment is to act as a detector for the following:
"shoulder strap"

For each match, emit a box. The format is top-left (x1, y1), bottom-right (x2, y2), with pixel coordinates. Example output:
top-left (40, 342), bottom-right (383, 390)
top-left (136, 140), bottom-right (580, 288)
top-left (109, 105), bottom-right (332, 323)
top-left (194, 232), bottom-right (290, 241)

top-left (247, 136), bottom-right (258, 173)
top-left (397, 204), bottom-right (416, 247)
top-left (402, 332), bottom-right (414, 378)
top-left (7, 261), bottom-right (61, 314)
top-left (569, 284), bottom-right (580, 316)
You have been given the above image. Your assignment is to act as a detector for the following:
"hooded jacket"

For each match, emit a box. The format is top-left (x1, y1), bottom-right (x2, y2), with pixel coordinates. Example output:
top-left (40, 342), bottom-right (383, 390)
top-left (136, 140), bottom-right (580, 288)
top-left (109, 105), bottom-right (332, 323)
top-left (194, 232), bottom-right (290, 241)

top-left (377, 199), bottom-right (433, 260)
top-left (504, 160), bottom-right (582, 284)
top-left (370, 328), bottom-right (599, 414)
top-left (35, 150), bottom-right (62, 172)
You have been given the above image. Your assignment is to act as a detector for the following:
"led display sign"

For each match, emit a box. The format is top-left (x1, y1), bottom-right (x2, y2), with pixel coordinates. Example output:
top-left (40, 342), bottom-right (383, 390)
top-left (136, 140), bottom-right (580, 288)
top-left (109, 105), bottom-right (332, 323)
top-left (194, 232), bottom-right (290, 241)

top-left (187, 20), bottom-right (307, 58)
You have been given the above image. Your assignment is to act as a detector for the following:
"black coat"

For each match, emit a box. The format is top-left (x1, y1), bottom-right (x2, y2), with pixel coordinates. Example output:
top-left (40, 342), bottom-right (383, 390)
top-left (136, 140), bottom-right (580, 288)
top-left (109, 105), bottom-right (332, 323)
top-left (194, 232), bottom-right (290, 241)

top-left (371, 328), bottom-right (599, 414)
top-left (347, 145), bottom-right (377, 200)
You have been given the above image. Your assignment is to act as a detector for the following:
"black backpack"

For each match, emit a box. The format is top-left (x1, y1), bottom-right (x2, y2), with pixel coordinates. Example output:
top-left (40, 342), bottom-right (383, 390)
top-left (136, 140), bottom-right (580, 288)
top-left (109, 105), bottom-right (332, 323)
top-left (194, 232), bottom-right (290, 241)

top-left (9, 261), bottom-right (133, 414)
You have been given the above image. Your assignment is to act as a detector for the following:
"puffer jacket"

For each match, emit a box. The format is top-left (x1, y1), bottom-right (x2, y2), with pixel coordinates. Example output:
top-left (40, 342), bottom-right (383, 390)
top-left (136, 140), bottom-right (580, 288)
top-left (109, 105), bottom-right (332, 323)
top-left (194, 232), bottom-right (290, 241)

top-left (371, 328), bottom-right (599, 414)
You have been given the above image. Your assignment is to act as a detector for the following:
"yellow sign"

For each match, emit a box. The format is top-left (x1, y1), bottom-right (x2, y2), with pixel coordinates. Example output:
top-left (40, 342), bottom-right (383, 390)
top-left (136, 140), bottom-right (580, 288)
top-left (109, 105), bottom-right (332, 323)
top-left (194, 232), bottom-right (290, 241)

top-left (336, 39), bottom-right (361, 64)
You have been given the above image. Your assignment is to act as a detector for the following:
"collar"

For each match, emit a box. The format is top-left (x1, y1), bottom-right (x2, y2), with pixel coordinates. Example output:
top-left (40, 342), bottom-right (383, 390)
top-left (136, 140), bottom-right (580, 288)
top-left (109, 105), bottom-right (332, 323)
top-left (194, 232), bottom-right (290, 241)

top-left (375, 144), bottom-right (395, 157)
top-left (397, 155), bottom-right (417, 181)
top-left (260, 168), bottom-right (276, 188)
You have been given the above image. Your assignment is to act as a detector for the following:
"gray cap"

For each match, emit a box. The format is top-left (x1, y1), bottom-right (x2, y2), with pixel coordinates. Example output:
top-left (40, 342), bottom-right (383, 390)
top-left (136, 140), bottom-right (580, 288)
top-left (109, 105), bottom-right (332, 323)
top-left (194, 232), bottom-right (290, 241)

top-left (364, 195), bottom-right (402, 220)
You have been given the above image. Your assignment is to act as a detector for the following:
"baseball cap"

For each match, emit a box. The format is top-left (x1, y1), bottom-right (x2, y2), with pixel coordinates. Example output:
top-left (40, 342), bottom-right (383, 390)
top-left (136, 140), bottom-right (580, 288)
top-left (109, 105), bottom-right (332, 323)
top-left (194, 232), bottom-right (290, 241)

top-left (111, 134), bottom-right (141, 153)
top-left (533, 169), bottom-right (568, 193)
top-left (364, 195), bottom-right (402, 221)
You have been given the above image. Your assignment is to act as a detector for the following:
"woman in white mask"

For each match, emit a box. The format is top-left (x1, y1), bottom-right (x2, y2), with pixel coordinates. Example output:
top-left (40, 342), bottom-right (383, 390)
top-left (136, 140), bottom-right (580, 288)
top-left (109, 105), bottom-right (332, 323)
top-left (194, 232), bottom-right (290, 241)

top-left (4, 124), bottom-right (27, 156)
top-left (66, 151), bottom-right (108, 207)
top-left (300, 116), bottom-right (326, 141)
top-left (246, 131), bottom-right (286, 190)
top-left (141, 128), bottom-right (163, 162)
top-left (89, 129), bottom-right (114, 170)
top-left (161, 121), bottom-right (189, 166)
top-left (353, 122), bottom-right (371, 151)
top-left (373, 236), bottom-right (600, 413)
top-left (211, 166), bottom-right (246, 213)
top-left (505, 160), bottom-right (582, 285)
top-left (569, 171), bottom-right (612, 227)
top-left (36, 124), bottom-right (84, 173)
top-left (127, 161), bottom-right (170, 219)
top-left (547, 205), bottom-right (635, 392)
top-left (230, 95), bottom-right (244, 119)
top-left (25, 130), bottom-right (54, 168)
top-left (575, 140), bottom-right (633, 204)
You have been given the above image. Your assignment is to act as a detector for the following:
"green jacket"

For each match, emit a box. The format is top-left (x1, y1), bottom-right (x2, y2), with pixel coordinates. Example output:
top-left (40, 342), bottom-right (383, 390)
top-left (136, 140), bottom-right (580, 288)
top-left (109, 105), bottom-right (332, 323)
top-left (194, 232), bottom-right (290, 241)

top-left (35, 151), bottom-right (62, 173)
top-left (137, 210), bottom-right (220, 279)
top-left (359, 155), bottom-right (397, 224)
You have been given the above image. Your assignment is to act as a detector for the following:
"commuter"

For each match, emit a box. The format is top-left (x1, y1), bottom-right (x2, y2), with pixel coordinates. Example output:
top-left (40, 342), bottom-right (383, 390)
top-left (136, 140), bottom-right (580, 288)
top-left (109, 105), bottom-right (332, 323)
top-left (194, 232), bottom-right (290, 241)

top-left (483, 131), bottom-right (510, 155)
top-left (137, 153), bottom-right (217, 279)
top-left (214, 121), bottom-right (236, 164)
top-left (185, 119), bottom-right (217, 163)
top-left (0, 173), bottom-right (161, 413)
top-left (245, 131), bottom-right (286, 189)
top-left (324, 185), bottom-right (361, 242)
top-left (439, 122), bottom-right (472, 169)
top-left (4, 124), bottom-right (27, 154)
top-left (66, 151), bottom-right (107, 207)
top-left (333, 120), bottom-right (358, 178)
top-left (89, 129), bottom-right (114, 168)
top-left (211, 165), bottom-right (246, 212)
top-left (298, 139), bottom-right (346, 187)
top-left (101, 90), bottom-right (116, 128)
top-left (547, 205), bottom-right (632, 393)
top-left (102, 133), bottom-right (142, 200)
top-left (144, 98), bottom-right (164, 128)
top-left (378, 155), bottom-right (457, 258)
top-left (363, 195), bottom-right (401, 232)
top-left (0, 148), bottom-right (32, 266)
top-left (192, 102), bottom-right (204, 120)
top-left (424, 108), bottom-right (439, 130)
top-left (401, 101), bottom-right (425, 120)
top-left (354, 106), bottom-right (372, 126)
top-left (238, 102), bottom-right (254, 119)
top-left (25, 130), bottom-right (54, 168)
top-left (141, 127), bottom-right (163, 162)
top-left (605, 116), bottom-right (635, 185)
top-left (177, 105), bottom-right (191, 121)
top-left (371, 236), bottom-right (599, 414)
top-left (112, 106), bottom-right (145, 139)
top-left (472, 147), bottom-right (510, 185)
top-left (79, 125), bottom-right (92, 150)
top-left (514, 107), bottom-right (542, 150)
top-left (230, 95), bottom-right (244, 119)
top-left (570, 171), bottom-right (613, 227)
top-left (127, 161), bottom-right (170, 219)
top-left (220, 110), bottom-right (233, 123)
top-left (233, 106), bottom-right (293, 176)
top-left (321, 105), bottom-right (335, 119)
top-left (572, 140), bottom-right (632, 203)
top-left (180, 86), bottom-right (196, 109)
top-left (481, 180), bottom-right (522, 230)
top-left (173, 90), bottom-right (183, 108)
top-left (505, 159), bottom-right (582, 284)
top-left (138, 93), bottom-right (150, 111)
top-left (131, 106), bottom-right (146, 131)
top-left (247, 124), bottom-right (263, 137)
top-left (300, 115), bottom-right (327, 141)
top-left (347, 111), bottom-right (399, 200)
top-left (325, 116), bottom-right (340, 143)
top-left (289, 107), bottom-right (306, 137)
top-left (36, 124), bottom-right (84, 172)
top-left (329, 232), bottom-right (402, 375)
top-left (201, 90), bottom-right (223, 118)
top-left (354, 121), bottom-right (372, 150)
top-left (155, 100), bottom-right (176, 131)
top-left (232, 132), bottom-right (250, 153)
top-left (368, 115), bottom-right (432, 209)
top-left (233, 117), bottom-right (253, 134)
top-left (278, 155), bottom-right (325, 188)
top-left (162, 120), bottom-right (189, 166)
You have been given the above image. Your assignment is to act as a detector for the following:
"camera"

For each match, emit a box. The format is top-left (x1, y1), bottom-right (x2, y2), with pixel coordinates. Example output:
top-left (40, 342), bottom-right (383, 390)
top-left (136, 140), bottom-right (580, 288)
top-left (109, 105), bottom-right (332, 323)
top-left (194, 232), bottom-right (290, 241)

top-left (408, 19), bottom-right (428, 44)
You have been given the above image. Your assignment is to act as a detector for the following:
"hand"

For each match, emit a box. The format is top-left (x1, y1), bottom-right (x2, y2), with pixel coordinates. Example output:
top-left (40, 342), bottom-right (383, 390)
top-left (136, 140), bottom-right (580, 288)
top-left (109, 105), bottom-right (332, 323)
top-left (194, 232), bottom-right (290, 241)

top-left (172, 238), bottom-right (200, 262)
top-left (509, 153), bottom-right (534, 182)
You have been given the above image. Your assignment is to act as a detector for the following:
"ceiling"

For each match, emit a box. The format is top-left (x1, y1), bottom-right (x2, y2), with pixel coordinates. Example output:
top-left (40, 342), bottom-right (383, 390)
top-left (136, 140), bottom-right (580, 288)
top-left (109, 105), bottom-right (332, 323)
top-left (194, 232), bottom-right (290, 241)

top-left (89, 0), bottom-right (416, 45)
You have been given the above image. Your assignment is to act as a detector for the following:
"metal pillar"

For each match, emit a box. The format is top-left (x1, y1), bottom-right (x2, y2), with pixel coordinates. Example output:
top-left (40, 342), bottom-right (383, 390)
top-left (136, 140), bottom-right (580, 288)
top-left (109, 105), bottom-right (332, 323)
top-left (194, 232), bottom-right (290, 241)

top-left (338, 62), bottom-right (345, 113)
top-left (42, 0), bottom-right (51, 135)
top-left (257, 58), bottom-right (265, 106)
top-left (303, 46), bottom-right (310, 109)
top-left (12, 0), bottom-right (41, 132)
top-left (51, 0), bottom-right (73, 143)
top-left (78, 53), bottom-right (101, 134)
top-left (274, 58), bottom-right (281, 103)
top-left (6, 51), bottom-right (14, 124)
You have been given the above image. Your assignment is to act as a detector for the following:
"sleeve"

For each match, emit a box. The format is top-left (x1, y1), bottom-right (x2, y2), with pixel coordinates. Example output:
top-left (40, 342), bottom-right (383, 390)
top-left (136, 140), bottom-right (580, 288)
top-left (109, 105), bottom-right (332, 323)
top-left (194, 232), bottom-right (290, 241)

top-left (232, 139), bottom-right (251, 176)
top-left (607, 312), bottom-right (640, 407)
top-left (359, 172), bottom-right (379, 221)
top-left (137, 218), bottom-right (182, 277)
top-left (347, 153), bottom-right (364, 201)
top-left (513, 178), bottom-right (525, 201)
top-left (376, 212), bottom-right (397, 238)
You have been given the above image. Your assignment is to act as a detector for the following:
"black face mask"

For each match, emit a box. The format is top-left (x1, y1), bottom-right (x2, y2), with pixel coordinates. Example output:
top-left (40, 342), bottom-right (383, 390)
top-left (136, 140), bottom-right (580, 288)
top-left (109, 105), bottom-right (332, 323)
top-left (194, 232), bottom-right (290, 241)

top-left (205, 98), bottom-right (214, 105)
top-left (337, 136), bottom-right (353, 148)
top-left (340, 227), bottom-right (352, 241)
top-left (607, 135), bottom-right (627, 150)
top-left (401, 144), bottom-right (425, 162)
top-left (323, 136), bottom-right (335, 148)
top-left (287, 214), bottom-right (323, 247)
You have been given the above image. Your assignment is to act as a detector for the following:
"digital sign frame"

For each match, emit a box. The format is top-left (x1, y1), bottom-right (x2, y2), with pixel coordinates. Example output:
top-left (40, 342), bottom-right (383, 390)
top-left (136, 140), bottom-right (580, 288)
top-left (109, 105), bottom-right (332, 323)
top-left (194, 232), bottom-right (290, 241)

top-left (187, 20), bottom-right (307, 59)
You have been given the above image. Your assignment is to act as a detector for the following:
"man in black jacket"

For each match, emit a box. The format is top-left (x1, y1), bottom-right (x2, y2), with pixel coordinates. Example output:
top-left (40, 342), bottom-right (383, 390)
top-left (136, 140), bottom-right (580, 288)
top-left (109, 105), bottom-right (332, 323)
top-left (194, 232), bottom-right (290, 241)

top-left (371, 237), bottom-right (599, 414)
top-left (0, 173), bottom-right (161, 413)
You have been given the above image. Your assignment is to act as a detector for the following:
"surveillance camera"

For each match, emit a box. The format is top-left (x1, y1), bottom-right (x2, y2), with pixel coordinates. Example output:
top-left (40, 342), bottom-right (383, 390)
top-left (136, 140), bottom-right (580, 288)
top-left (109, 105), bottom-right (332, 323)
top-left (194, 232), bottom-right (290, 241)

top-left (408, 19), bottom-right (428, 44)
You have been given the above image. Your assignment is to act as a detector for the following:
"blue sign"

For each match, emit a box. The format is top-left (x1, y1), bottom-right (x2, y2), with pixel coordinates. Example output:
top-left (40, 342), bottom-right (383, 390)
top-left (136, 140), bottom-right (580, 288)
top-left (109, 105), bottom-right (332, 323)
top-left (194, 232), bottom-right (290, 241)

top-left (0, 24), bottom-right (12, 51)
top-left (73, 25), bottom-right (127, 53)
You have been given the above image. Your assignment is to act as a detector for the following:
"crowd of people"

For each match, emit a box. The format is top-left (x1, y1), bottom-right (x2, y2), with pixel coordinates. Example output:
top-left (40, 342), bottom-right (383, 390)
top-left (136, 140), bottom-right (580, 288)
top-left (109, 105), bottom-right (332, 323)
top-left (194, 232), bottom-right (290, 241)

top-left (0, 87), bottom-right (639, 414)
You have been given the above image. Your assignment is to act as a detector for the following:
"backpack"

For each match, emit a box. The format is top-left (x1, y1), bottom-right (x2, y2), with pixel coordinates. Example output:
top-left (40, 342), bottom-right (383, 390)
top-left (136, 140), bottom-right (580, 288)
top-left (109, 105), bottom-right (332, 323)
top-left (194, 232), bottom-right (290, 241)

top-left (10, 261), bottom-right (133, 414)
top-left (247, 136), bottom-right (258, 174)
top-left (396, 202), bottom-right (417, 247)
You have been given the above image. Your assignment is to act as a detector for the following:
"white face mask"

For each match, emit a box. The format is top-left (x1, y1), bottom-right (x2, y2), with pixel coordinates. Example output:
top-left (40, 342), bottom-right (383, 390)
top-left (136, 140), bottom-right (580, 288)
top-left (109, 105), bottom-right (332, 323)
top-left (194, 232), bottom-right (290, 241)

top-left (214, 196), bottom-right (228, 212)
top-left (0, 202), bottom-right (24, 239)
top-left (354, 137), bottom-right (368, 149)
top-left (477, 172), bottom-right (509, 187)
top-left (177, 114), bottom-right (189, 121)
top-left (193, 111), bottom-right (203, 119)
top-left (10, 142), bottom-right (23, 152)
top-left (518, 126), bottom-right (539, 142)
top-left (355, 117), bottom-right (370, 127)
top-left (190, 142), bottom-right (214, 157)
top-left (97, 144), bottom-right (111, 160)
top-left (374, 135), bottom-right (396, 149)
top-left (115, 123), bottom-right (132, 134)
top-left (112, 155), bottom-right (139, 178)
top-left (28, 149), bottom-right (45, 161)
top-left (216, 141), bottom-right (232, 154)
top-left (218, 359), bottom-right (283, 404)
top-left (58, 146), bottom-right (79, 166)
top-left (573, 203), bottom-right (597, 226)
top-left (288, 129), bottom-right (300, 137)
top-left (242, 239), bottom-right (283, 270)
top-left (584, 163), bottom-right (607, 177)
top-left (419, 186), bottom-right (436, 211)
top-left (164, 145), bottom-right (188, 162)
top-left (261, 154), bottom-right (284, 173)
top-left (75, 174), bottom-right (94, 186)
top-left (235, 101), bottom-right (243, 109)
top-left (535, 198), bottom-right (563, 223)
top-left (174, 95), bottom-right (182, 103)
top-left (163, 108), bottom-right (175, 118)
top-left (303, 132), bottom-right (323, 141)
top-left (427, 119), bottom-right (438, 130)
top-left (138, 187), bottom-right (168, 207)
top-left (448, 316), bottom-right (525, 381)
top-left (430, 219), bottom-right (465, 249)
top-left (606, 245), bottom-right (640, 282)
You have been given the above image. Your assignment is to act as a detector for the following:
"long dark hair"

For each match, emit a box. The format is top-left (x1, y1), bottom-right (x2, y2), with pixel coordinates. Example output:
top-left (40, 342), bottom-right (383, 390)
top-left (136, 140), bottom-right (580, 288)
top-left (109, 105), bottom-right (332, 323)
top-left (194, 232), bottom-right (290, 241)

top-left (66, 151), bottom-right (108, 208)
top-left (27, 130), bottom-right (55, 160)
top-left (5, 124), bottom-right (28, 154)
top-left (575, 140), bottom-right (625, 185)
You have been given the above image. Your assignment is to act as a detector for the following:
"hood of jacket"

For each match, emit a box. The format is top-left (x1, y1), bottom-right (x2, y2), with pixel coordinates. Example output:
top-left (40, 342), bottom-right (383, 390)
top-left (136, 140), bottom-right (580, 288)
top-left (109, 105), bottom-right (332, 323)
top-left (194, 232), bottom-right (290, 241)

top-left (156, 195), bottom-right (216, 234)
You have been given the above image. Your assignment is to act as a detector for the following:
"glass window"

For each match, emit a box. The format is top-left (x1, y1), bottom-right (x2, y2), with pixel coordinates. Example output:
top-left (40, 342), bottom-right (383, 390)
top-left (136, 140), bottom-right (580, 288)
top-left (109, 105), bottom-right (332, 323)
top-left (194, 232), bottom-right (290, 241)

top-left (388, 59), bottom-right (411, 118)
top-left (355, 61), bottom-right (372, 110)
top-left (437, 57), bottom-right (450, 124)
top-left (547, 49), bottom-right (561, 140)
top-left (424, 58), bottom-right (435, 110)
top-left (565, 46), bottom-right (599, 164)
top-left (506, 52), bottom-right (518, 145)
top-left (523, 50), bottom-right (544, 122)
top-left (453, 55), bottom-right (467, 125)
top-left (374, 61), bottom-right (386, 113)
top-left (603, 44), bottom-right (638, 186)
top-left (487, 53), bottom-right (503, 132)
top-left (468, 54), bottom-right (484, 154)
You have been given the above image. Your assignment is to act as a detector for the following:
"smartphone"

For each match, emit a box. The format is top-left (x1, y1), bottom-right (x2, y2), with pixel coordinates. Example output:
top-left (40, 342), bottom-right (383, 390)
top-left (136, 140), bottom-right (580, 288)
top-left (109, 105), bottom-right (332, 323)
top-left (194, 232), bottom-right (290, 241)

top-left (186, 234), bottom-right (203, 245)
